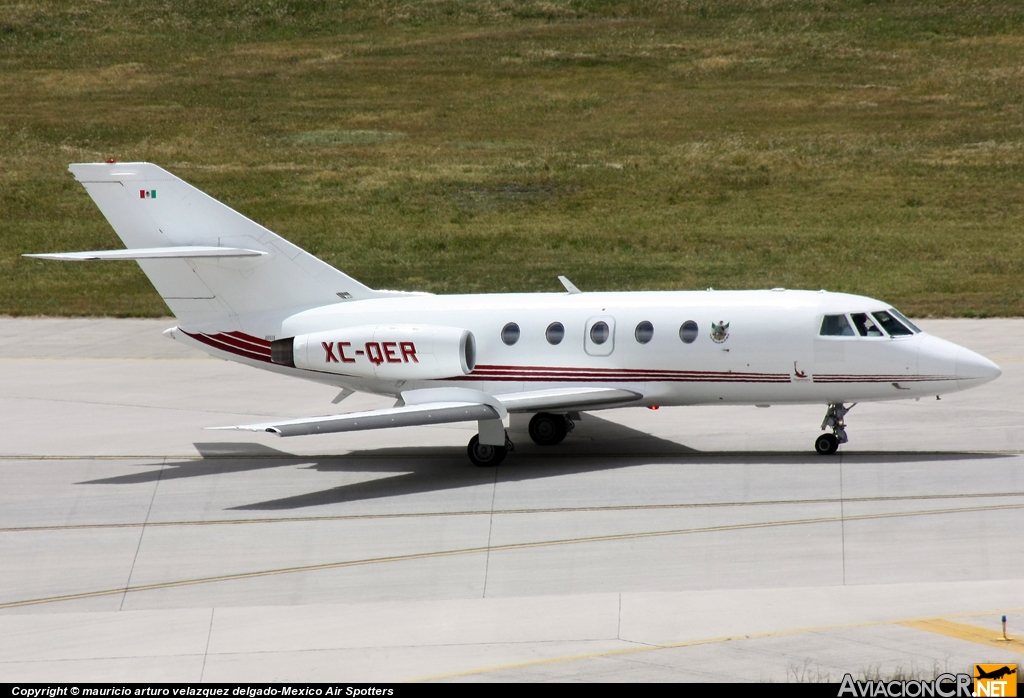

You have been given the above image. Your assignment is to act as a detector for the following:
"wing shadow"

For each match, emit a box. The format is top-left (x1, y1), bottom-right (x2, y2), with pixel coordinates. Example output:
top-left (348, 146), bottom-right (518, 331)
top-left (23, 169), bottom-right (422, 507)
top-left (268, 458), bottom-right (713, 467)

top-left (231, 413), bottom-right (696, 510)
top-left (76, 414), bottom-right (1013, 511)
top-left (77, 442), bottom-right (320, 485)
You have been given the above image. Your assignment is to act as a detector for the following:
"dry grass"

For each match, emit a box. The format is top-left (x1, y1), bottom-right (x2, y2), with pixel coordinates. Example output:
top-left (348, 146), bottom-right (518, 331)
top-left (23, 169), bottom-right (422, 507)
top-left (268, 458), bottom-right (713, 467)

top-left (2, 1), bottom-right (1024, 316)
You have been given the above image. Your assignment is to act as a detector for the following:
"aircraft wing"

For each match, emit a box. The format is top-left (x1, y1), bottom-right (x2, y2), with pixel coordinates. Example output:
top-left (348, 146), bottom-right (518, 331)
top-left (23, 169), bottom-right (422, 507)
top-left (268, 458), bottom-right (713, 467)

top-left (212, 386), bottom-right (641, 437)
top-left (213, 401), bottom-right (501, 437)
top-left (495, 387), bottom-right (641, 412)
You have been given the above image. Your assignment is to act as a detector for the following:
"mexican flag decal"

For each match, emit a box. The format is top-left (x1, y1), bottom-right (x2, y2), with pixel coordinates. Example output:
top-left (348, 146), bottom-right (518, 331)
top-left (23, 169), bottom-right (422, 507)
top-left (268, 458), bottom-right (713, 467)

top-left (139, 189), bottom-right (156, 199)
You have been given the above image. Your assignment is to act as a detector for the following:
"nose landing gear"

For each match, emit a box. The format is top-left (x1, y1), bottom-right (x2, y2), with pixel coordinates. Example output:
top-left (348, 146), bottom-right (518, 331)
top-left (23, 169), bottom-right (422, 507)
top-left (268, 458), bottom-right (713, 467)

top-left (814, 433), bottom-right (840, 455)
top-left (816, 402), bottom-right (854, 455)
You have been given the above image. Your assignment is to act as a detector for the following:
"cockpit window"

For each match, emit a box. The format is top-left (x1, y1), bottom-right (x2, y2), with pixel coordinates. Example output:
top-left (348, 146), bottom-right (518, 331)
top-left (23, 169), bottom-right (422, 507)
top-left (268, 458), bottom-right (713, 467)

top-left (851, 313), bottom-right (884, 337)
top-left (872, 310), bottom-right (914, 337)
top-left (887, 308), bottom-right (921, 334)
top-left (820, 314), bottom-right (855, 336)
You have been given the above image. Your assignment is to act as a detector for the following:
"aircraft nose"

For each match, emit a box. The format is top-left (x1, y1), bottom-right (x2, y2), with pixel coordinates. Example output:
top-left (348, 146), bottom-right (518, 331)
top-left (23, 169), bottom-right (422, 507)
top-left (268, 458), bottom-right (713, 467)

top-left (955, 347), bottom-right (1001, 385)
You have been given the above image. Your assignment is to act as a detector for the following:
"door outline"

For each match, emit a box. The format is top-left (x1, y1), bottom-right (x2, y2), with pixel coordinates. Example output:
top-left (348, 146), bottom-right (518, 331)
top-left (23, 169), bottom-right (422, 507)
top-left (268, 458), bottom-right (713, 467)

top-left (584, 315), bottom-right (615, 357)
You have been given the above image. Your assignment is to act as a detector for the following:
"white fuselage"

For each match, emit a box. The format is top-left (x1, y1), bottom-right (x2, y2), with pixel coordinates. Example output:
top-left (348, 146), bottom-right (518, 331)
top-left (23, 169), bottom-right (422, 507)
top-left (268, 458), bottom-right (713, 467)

top-left (177, 289), bottom-right (999, 410)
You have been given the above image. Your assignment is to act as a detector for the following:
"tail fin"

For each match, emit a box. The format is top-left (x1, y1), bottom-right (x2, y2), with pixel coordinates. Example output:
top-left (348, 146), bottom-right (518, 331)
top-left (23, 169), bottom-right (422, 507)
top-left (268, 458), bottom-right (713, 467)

top-left (67, 162), bottom-right (380, 328)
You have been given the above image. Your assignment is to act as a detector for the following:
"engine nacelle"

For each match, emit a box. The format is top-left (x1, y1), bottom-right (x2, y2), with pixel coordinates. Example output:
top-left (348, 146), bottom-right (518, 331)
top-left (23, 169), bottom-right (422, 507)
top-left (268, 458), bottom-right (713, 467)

top-left (285, 324), bottom-right (476, 380)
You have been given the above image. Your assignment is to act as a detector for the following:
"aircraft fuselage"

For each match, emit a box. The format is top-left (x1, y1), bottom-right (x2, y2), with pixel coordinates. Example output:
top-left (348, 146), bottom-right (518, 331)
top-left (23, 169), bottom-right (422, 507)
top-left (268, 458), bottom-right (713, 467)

top-left (178, 288), bottom-right (999, 409)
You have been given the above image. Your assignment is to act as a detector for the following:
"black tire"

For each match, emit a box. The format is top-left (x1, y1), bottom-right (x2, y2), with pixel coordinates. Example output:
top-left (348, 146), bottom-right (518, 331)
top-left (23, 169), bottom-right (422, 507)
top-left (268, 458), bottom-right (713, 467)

top-left (528, 412), bottom-right (568, 446)
top-left (814, 433), bottom-right (840, 456)
top-left (468, 434), bottom-right (507, 467)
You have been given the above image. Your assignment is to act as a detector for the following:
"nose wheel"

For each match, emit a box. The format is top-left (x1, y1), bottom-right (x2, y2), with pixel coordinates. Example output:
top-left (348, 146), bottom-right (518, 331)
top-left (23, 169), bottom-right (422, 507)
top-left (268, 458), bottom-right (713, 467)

top-left (816, 402), bottom-right (854, 456)
top-left (814, 433), bottom-right (840, 455)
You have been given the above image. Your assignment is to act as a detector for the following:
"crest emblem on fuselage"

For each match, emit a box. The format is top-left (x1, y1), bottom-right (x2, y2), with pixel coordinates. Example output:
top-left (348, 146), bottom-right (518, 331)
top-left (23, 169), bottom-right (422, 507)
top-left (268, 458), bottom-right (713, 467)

top-left (710, 320), bottom-right (730, 343)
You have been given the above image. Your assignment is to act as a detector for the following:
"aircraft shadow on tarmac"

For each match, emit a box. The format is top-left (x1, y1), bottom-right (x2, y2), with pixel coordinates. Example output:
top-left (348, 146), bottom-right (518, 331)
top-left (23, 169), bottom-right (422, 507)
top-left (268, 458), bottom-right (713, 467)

top-left (77, 415), bottom-right (693, 508)
top-left (77, 414), bottom-right (1011, 511)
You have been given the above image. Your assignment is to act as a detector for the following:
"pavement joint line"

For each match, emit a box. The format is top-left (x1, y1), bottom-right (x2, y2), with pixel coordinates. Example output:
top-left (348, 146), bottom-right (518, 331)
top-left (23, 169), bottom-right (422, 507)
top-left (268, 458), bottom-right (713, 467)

top-left (120, 461), bottom-right (163, 611)
top-left (2, 450), bottom-right (1022, 461)
top-left (3, 491), bottom-right (1024, 533)
top-left (406, 608), bottom-right (1024, 682)
top-left (2, 501), bottom-right (1022, 610)
top-left (901, 619), bottom-right (1024, 656)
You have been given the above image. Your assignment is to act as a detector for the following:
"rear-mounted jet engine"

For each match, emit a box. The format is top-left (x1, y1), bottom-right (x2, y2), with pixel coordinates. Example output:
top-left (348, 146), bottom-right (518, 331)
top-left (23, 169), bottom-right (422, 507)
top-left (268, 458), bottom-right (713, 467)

top-left (275, 324), bottom-right (476, 381)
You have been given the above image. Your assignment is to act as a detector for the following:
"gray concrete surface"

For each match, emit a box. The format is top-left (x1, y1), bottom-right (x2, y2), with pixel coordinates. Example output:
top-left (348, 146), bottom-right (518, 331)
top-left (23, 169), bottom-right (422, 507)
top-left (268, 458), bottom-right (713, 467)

top-left (0, 317), bottom-right (1022, 682)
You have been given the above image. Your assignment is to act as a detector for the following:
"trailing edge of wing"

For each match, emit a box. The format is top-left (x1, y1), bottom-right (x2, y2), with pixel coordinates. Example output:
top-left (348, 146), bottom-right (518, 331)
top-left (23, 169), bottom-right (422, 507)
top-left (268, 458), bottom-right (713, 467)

top-left (211, 401), bottom-right (501, 437)
top-left (23, 247), bottom-right (268, 261)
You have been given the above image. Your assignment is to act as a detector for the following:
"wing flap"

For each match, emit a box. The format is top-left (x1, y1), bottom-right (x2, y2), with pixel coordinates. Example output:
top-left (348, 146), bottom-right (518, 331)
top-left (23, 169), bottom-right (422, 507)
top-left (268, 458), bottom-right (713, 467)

top-left (24, 247), bottom-right (268, 261)
top-left (211, 401), bottom-right (500, 437)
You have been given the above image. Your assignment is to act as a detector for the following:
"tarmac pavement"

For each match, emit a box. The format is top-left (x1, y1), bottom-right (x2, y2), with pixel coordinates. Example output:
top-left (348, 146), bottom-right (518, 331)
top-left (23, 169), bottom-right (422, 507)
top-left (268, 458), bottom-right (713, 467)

top-left (0, 317), bottom-right (1021, 682)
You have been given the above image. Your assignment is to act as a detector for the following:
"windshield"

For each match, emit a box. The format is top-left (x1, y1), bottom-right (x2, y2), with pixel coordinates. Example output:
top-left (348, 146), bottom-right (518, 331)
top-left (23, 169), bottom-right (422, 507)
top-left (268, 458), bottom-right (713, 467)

top-left (851, 313), bottom-right (884, 337)
top-left (872, 310), bottom-right (914, 337)
top-left (887, 307), bottom-right (921, 333)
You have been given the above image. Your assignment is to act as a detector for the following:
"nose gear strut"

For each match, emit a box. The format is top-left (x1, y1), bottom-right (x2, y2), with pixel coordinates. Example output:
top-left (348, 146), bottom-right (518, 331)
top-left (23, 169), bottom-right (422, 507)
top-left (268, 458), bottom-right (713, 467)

top-left (815, 402), bottom-right (855, 455)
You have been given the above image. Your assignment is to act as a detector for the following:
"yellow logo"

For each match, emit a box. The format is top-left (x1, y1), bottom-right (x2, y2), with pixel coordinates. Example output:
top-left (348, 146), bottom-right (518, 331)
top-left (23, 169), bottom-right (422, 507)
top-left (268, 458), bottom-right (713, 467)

top-left (974, 664), bottom-right (1017, 697)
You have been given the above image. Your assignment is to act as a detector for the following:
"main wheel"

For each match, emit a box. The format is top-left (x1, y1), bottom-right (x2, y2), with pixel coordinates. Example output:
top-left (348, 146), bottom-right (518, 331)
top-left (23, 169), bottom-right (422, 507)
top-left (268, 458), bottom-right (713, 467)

top-left (814, 433), bottom-right (840, 456)
top-left (528, 412), bottom-right (568, 446)
top-left (467, 434), bottom-right (507, 467)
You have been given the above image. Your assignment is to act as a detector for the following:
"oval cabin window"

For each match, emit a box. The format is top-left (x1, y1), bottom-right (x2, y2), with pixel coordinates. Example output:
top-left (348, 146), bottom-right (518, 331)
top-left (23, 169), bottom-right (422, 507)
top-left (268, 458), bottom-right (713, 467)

top-left (635, 321), bottom-right (654, 344)
top-left (679, 321), bottom-right (698, 344)
top-left (501, 322), bottom-right (520, 346)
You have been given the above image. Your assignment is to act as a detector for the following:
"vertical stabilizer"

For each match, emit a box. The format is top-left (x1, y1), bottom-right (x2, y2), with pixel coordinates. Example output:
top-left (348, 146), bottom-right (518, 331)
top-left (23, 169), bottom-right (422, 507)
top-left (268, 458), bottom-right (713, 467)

top-left (68, 162), bottom-right (380, 328)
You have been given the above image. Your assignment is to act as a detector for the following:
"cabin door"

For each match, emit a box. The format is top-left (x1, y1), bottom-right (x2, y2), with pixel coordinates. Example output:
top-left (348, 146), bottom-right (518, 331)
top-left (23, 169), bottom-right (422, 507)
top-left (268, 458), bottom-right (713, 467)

top-left (584, 316), bottom-right (615, 357)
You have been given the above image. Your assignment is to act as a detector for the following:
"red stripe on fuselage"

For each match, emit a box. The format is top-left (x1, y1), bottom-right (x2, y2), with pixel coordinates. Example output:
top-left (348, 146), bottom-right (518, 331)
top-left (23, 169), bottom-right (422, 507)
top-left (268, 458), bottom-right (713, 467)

top-left (812, 374), bottom-right (952, 383)
top-left (460, 364), bottom-right (791, 382)
top-left (224, 331), bottom-right (271, 349)
top-left (210, 332), bottom-right (272, 357)
top-left (182, 330), bottom-right (273, 363)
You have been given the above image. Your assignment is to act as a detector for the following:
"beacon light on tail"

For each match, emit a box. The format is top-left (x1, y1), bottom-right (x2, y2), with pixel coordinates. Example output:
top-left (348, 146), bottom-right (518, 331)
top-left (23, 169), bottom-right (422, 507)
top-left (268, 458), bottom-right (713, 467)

top-left (23, 162), bottom-right (1002, 466)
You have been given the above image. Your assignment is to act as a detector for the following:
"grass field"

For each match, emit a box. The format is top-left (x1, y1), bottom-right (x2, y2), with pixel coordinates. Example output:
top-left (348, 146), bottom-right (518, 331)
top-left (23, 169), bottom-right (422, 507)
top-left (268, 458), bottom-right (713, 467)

top-left (2, 1), bottom-right (1023, 317)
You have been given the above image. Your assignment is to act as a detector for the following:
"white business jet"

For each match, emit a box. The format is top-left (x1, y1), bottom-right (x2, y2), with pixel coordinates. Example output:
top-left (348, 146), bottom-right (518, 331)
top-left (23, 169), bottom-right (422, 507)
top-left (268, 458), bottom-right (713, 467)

top-left (26, 162), bottom-right (1001, 465)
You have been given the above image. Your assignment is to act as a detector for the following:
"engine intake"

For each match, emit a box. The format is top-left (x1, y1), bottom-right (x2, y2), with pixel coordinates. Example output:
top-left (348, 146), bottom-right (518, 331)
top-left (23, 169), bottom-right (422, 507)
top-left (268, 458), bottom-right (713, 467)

top-left (289, 324), bottom-right (476, 380)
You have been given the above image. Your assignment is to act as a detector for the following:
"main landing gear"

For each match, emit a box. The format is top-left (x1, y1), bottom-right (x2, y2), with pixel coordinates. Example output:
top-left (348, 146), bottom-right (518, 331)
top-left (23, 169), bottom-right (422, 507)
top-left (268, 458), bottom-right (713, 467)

top-left (815, 402), bottom-right (854, 455)
top-left (528, 412), bottom-right (574, 446)
top-left (467, 433), bottom-right (513, 467)
top-left (468, 413), bottom-right (575, 466)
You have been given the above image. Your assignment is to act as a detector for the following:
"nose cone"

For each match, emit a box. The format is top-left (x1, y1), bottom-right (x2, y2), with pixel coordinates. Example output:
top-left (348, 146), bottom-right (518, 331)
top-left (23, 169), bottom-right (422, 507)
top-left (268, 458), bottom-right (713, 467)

top-left (956, 347), bottom-right (1001, 388)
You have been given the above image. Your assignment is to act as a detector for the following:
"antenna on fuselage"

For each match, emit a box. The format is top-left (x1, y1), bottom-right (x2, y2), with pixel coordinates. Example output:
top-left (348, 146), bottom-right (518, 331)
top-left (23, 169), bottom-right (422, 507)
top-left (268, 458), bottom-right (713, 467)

top-left (558, 276), bottom-right (582, 294)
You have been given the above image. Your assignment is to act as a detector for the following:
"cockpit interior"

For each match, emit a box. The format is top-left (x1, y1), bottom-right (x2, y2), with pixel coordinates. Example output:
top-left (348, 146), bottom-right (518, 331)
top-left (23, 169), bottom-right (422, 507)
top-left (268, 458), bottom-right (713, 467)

top-left (819, 308), bottom-right (920, 338)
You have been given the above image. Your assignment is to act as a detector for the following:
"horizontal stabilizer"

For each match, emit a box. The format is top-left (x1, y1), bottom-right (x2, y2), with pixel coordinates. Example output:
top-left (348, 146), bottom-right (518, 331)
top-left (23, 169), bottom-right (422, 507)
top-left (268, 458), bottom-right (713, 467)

top-left (24, 247), bottom-right (268, 261)
top-left (211, 401), bottom-right (501, 437)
